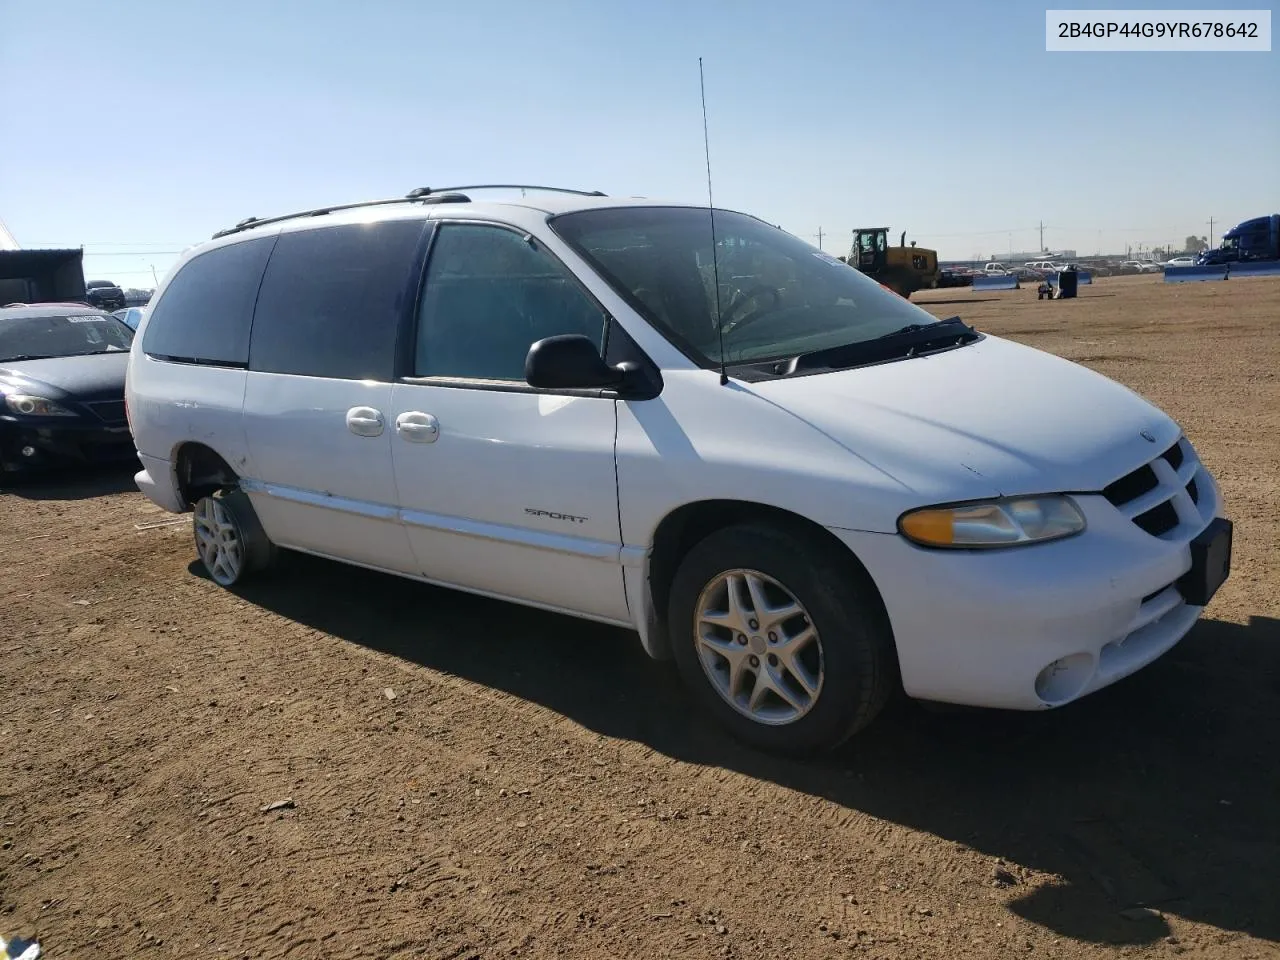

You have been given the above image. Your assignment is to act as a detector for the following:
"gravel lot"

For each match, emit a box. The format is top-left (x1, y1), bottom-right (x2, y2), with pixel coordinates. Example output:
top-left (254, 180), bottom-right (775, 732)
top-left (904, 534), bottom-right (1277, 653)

top-left (3, 273), bottom-right (1277, 959)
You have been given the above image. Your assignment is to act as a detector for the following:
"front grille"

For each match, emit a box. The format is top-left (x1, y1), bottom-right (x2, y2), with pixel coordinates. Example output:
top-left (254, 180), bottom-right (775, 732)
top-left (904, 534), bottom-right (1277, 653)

top-left (86, 400), bottom-right (127, 424)
top-left (1102, 437), bottom-right (1207, 539)
top-left (1103, 465), bottom-right (1158, 505)
top-left (1134, 500), bottom-right (1178, 536)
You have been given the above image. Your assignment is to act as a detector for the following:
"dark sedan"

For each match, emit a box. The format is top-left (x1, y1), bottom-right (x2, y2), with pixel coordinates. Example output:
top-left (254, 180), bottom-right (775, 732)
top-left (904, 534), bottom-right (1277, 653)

top-left (0, 303), bottom-right (137, 477)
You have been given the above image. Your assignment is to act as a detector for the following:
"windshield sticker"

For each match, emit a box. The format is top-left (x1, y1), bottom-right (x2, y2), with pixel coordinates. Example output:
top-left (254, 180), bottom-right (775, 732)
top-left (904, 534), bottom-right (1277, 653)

top-left (66, 316), bottom-right (107, 323)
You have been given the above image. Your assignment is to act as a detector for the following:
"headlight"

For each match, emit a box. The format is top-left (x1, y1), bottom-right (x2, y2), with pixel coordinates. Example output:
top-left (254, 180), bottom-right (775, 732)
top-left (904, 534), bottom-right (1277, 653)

top-left (899, 495), bottom-right (1085, 549)
top-left (4, 394), bottom-right (78, 417)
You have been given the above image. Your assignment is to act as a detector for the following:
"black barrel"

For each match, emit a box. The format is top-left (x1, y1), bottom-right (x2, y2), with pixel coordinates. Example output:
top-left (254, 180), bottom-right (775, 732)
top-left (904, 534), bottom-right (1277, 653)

top-left (1057, 267), bottom-right (1079, 299)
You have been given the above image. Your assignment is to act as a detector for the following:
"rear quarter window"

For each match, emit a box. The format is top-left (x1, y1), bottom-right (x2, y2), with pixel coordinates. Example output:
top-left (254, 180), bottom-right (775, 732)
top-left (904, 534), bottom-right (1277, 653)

top-left (141, 236), bottom-right (277, 366)
top-left (248, 219), bottom-right (426, 381)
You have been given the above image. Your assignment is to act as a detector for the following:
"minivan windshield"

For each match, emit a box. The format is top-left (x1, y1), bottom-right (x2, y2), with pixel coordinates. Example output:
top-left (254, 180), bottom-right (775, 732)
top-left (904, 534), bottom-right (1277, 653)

top-left (0, 313), bottom-right (134, 362)
top-left (550, 206), bottom-right (938, 367)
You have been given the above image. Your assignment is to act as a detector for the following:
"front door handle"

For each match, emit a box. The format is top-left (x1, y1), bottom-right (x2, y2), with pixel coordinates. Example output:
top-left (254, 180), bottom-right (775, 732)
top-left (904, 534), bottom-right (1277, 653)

top-left (396, 411), bottom-right (440, 444)
top-left (346, 406), bottom-right (385, 438)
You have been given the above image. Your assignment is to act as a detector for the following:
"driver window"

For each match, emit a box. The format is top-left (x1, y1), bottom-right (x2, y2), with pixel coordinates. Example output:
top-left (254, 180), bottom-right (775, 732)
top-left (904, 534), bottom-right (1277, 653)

top-left (415, 224), bottom-right (608, 381)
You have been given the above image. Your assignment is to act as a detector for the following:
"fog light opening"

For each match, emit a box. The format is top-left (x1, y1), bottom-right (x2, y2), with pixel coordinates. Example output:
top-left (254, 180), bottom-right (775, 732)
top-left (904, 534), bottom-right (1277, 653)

top-left (1034, 652), bottom-right (1095, 706)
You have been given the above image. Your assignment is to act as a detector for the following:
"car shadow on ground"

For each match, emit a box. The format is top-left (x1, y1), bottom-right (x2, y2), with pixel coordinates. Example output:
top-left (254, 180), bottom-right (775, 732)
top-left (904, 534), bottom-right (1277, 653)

top-left (229, 551), bottom-right (1279, 948)
top-left (918, 296), bottom-right (1004, 305)
top-left (1, 461), bottom-right (139, 501)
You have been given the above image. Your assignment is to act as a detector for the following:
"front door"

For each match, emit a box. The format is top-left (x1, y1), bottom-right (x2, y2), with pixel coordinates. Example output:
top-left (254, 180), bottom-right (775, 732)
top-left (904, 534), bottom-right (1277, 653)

top-left (389, 221), bottom-right (628, 623)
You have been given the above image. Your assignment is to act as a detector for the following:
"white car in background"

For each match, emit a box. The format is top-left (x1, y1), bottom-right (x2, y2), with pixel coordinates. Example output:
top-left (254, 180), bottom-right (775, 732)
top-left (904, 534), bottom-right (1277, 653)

top-left (124, 186), bottom-right (1233, 755)
top-left (1164, 256), bottom-right (1198, 268)
top-left (111, 306), bottom-right (146, 330)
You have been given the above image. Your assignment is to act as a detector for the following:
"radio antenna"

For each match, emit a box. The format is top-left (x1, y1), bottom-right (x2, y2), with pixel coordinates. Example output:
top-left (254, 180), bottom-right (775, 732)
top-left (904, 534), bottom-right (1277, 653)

top-left (699, 57), bottom-right (729, 386)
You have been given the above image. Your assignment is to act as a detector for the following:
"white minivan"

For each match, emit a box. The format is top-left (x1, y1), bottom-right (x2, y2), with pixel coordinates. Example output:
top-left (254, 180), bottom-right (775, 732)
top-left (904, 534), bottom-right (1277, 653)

top-left (126, 186), bottom-right (1233, 755)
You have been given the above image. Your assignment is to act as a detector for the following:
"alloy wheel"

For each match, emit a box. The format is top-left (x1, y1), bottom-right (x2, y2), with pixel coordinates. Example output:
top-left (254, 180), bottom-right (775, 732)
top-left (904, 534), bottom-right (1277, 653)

top-left (193, 496), bottom-right (244, 586)
top-left (693, 568), bottom-right (824, 725)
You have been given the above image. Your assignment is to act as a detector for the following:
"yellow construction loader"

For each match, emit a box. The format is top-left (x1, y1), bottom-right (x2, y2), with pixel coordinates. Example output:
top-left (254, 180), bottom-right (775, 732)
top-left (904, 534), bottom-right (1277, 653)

top-left (838, 228), bottom-right (939, 299)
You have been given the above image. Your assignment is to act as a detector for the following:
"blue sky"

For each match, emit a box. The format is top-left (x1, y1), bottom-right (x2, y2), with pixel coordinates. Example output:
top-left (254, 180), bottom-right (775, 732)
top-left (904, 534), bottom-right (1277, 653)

top-left (1, 0), bottom-right (1276, 283)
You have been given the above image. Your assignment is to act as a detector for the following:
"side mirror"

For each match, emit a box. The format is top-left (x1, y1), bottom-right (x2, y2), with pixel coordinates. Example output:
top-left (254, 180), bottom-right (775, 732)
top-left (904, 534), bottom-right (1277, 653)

top-left (525, 335), bottom-right (624, 390)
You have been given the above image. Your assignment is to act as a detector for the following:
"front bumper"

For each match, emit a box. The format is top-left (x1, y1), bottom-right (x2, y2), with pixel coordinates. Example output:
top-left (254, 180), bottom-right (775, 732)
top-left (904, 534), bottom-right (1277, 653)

top-left (831, 472), bottom-right (1227, 711)
top-left (0, 419), bottom-right (137, 473)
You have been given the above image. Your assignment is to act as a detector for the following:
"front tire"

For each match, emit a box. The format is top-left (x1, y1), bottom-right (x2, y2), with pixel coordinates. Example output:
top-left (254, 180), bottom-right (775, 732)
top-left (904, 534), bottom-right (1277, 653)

top-left (192, 489), bottom-right (275, 587)
top-left (667, 523), bottom-right (897, 756)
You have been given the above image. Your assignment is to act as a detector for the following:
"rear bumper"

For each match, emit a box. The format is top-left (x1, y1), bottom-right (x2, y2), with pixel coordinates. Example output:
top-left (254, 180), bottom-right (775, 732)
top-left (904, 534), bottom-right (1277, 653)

top-left (0, 419), bottom-right (137, 473)
top-left (134, 453), bottom-right (186, 513)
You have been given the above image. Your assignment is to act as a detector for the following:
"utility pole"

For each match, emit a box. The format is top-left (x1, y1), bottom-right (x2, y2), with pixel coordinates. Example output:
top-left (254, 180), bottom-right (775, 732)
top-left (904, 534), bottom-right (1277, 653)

top-left (1207, 216), bottom-right (1215, 247)
top-left (1038, 220), bottom-right (1045, 252)
top-left (814, 227), bottom-right (824, 251)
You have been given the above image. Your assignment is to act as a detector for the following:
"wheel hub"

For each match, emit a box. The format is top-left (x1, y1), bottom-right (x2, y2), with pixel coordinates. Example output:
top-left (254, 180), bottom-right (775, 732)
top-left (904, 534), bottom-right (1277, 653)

top-left (693, 568), bottom-right (825, 726)
top-left (194, 496), bottom-right (244, 587)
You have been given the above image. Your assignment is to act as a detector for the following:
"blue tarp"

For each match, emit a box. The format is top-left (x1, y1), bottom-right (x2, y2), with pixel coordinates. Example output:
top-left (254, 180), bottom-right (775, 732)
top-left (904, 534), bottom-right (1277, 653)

top-left (1227, 260), bottom-right (1280, 278)
top-left (972, 274), bottom-right (1019, 291)
top-left (1164, 264), bottom-right (1229, 283)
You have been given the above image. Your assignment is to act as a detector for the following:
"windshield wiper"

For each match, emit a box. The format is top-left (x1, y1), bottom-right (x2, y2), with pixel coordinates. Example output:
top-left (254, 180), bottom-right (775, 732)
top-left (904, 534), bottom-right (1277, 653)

top-left (872, 322), bottom-right (932, 339)
top-left (790, 315), bottom-right (979, 374)
top-left (0, 354), bottom-right (56, 362)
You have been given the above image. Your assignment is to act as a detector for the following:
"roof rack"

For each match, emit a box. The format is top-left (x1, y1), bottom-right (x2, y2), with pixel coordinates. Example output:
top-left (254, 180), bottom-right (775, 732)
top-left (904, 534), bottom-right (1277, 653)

top-left (211, 184), bottom-right (607, 240)
top-left (405, 184), bottom-right (606, 199)
top-left (3, 301), bottom-right (94, 309)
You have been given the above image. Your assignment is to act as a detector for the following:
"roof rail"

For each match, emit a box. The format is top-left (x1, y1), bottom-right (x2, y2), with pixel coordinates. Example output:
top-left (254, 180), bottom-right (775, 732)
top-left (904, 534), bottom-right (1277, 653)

top-left (3, 301), bottom-right (93, 309)
top-left (212, 184), bottom-right (607, 240)
top-left (406, 184), bottom-right (606, 199)
top-left (212, 195), bottom-right (433, 240)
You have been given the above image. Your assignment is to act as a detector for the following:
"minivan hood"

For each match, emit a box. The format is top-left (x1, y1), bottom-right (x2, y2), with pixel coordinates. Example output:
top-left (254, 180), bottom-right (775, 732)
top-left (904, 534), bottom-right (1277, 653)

top-left (746, 335), bottom-right (1178, 503)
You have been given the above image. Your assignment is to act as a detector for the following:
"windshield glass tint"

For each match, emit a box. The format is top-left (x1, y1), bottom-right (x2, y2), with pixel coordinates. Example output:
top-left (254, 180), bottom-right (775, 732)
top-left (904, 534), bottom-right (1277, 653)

top-left (551, 207), bottom-right (936, 365)
top-left (0, 314), bottom-right (134, 361)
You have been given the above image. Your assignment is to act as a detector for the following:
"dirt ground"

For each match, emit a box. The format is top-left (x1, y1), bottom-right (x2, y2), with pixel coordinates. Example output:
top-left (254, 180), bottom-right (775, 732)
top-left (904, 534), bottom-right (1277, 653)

top-left (2, 274), bottom-right (1278, 960)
